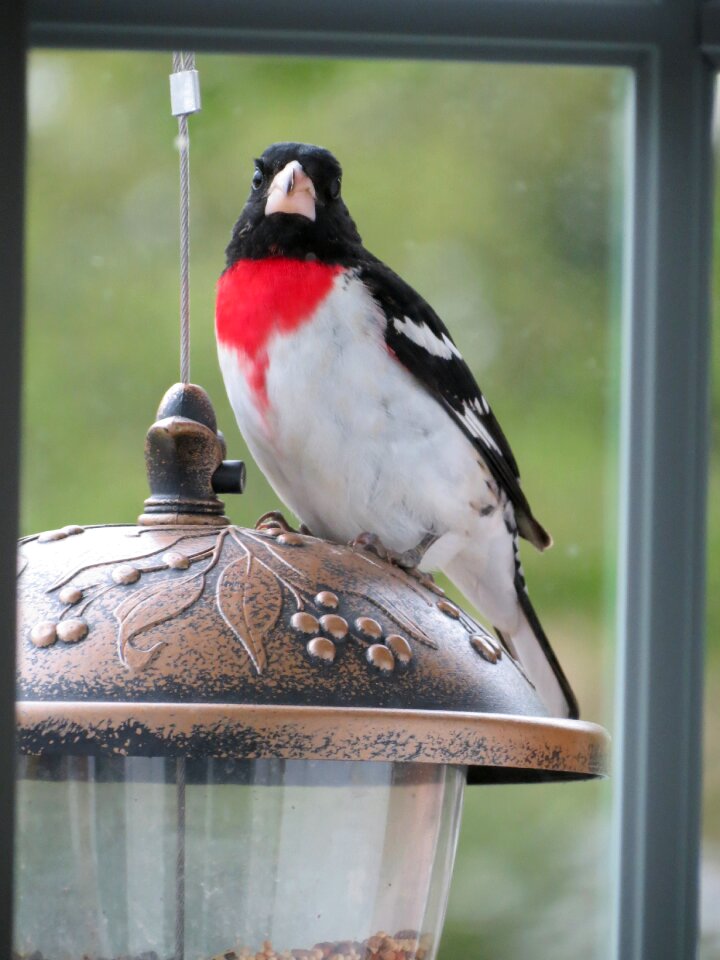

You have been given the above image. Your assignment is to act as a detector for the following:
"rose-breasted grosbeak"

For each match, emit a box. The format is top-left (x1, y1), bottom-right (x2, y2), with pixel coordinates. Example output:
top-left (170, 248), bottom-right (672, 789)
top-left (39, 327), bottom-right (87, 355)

top-left (216, 142), bottom-right (577, 719)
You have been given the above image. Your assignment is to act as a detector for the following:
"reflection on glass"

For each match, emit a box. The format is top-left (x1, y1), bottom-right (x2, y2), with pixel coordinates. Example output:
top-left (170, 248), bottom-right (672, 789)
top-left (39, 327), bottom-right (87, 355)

top-left (15, 757), bottom-right (465, 960)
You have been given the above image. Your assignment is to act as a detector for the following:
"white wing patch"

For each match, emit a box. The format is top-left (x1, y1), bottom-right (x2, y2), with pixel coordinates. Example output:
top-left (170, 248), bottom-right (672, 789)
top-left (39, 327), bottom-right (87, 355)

top-left (457, 399), bottom-right (501, 453)
top-left (389, 312), bottom-right (501, 458)
top-left (393, 316), bottom-right (461, 360)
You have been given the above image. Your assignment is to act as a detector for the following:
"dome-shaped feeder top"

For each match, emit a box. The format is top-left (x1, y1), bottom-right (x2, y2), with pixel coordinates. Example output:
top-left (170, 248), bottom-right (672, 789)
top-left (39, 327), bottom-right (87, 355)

top-left (15, 384), bottom-right (608, 784)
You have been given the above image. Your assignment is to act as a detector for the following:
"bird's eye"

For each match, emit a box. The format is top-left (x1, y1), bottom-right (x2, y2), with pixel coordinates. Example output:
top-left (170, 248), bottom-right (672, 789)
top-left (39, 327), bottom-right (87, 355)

top-left (251, 168), bottom-right (263, 191)
top-left (329, 177), bottom-right (341, 200)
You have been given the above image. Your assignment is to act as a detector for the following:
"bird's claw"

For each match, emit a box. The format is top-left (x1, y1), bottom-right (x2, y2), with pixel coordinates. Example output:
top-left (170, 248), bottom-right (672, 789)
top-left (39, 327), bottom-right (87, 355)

top-left (255, 510), bottom-right (297, 534)
top-left (349, 532), bottom-right (442, 591)
top-left (407, 568), bottom-right (445, 595)
top-left (392, 533), bottom-right (438, 571)
top-left (255, 511), bottom-right (315, 537)
top-left (350, 531), bottom-right (391, 562)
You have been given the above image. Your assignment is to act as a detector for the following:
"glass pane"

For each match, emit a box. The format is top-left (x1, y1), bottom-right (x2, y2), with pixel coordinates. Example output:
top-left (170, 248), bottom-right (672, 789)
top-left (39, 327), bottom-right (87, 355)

top-left (703, 79), bottom-right (720, 960)
top-left (22, 53), bottom-right (628, 959)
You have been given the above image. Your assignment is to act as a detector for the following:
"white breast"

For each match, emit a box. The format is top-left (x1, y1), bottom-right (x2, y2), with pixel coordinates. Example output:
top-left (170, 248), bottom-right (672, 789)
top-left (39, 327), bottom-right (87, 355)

top-left (218, 272), bottom-right (489, 552)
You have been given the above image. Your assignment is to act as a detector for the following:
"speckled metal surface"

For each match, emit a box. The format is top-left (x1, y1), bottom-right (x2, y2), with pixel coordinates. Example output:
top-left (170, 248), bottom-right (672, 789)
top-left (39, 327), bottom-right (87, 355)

top-left (16, 703), bottom-right (606, 782)
top-left (15, 383), bottom-right (609, 783)
top-left (16, 519), bottom-right (608, 781)
top-left (17, 521), bottom-right (544, 711)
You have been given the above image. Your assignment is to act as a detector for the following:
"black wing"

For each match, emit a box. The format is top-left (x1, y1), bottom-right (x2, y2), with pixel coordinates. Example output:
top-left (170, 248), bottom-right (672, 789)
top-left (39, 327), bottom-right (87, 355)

top-left (357, 259), bottom-right (551, 550)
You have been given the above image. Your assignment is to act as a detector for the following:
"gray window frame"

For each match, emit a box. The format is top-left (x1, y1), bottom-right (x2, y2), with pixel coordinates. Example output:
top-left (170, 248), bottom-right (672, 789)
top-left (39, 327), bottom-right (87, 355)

top-left (2, 1), bottom-right (718, 957)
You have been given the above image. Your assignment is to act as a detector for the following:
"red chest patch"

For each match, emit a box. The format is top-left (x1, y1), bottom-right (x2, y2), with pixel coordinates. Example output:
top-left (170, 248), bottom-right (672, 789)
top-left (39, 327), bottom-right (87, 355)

top-left (216, 258), bottom-right (343, 407)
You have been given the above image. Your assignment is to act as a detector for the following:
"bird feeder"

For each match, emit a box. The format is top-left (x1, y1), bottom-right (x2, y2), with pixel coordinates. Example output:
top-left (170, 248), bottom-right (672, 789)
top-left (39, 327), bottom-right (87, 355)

top-left (14, 382), bottom-right (608, 960)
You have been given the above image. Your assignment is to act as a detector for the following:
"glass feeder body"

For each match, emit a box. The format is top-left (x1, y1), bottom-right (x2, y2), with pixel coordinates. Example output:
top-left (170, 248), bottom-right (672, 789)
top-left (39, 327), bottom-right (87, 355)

top-left (15, 755), bottom-right (465, 960)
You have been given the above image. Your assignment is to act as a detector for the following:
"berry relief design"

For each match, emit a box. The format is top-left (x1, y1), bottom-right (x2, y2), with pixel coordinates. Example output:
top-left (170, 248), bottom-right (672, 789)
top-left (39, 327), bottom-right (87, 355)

top-left (18, 512), bottom-right (509, 679)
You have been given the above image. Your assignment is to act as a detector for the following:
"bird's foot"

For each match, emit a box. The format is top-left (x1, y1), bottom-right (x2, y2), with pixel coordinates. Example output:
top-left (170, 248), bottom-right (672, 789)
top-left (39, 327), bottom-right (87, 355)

top-left (256, 511), bottom-right (297, 534)
top-left (350, 531), bottom-right (392, 562)
top-left (350, 532), bottom-right (441, 588)
top-left (399, 534), bottom-right (445, 595)
top-left (255, 511), bottom-right (314, 537)
top-left (394, 533), bottom-right (438, 570)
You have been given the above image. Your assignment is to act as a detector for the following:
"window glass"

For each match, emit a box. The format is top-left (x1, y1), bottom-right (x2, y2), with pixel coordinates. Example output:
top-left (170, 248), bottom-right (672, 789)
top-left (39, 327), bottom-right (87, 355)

top-left (24, 52), bottom-right (628, 959)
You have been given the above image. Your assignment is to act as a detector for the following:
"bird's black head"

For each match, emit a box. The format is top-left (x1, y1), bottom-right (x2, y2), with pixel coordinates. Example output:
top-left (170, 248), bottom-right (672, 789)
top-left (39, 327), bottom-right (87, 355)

top-left (225, 142), bottom-right (364, 266)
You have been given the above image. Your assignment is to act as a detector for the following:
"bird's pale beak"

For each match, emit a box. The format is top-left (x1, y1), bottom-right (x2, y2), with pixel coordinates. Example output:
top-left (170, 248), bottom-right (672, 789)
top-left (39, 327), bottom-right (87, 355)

top-left (264, 160), bottom-right (317, 221)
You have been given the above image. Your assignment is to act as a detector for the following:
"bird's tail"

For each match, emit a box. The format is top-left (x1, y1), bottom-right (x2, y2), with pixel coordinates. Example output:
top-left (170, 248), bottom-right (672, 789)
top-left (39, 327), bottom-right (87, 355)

top-left (442, 545), bottom-right (578, 719)
top-left (506, 580), bottom-right (579, 719)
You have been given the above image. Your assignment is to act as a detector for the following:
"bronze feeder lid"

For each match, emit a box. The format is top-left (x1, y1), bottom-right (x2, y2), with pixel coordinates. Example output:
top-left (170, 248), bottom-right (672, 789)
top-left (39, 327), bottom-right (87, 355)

top-left (16, 383), bottom-right (608, 784)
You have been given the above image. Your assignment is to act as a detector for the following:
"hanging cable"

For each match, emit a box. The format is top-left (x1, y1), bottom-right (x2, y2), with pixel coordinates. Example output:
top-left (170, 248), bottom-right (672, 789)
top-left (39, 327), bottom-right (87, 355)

top-left (170, 51), bottom-right (201, 385)
top-left (168, 56), bottom-right (201, 960)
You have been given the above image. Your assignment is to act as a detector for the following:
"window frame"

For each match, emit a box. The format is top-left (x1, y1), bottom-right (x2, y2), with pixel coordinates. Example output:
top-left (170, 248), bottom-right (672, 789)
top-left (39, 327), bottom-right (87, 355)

top-left (3, 1), bottom-right (718, 956)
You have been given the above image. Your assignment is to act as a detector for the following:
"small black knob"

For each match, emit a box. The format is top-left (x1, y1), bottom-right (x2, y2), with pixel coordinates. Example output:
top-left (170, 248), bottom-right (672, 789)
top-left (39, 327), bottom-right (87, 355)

top-left (212, 460), bottom-right (246, 495)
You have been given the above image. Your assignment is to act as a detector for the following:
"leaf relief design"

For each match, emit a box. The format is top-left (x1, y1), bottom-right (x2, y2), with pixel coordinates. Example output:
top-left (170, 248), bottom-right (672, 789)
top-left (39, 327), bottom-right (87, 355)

top-left (163, 535), bottom-right (221, 560)
top-left (114, 570), bottom-right (206, 670)
top-left (216, 555), bottom-right (282, 674)
top-left (232, 529), bottom-right (317, 595)
top-left (49, 530), bottom-right (203, 592)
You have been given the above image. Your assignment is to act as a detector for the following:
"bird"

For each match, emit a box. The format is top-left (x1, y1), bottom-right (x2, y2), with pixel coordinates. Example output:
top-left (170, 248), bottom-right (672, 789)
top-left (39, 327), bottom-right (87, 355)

top-left (215, 141), bottom-right (577, 719)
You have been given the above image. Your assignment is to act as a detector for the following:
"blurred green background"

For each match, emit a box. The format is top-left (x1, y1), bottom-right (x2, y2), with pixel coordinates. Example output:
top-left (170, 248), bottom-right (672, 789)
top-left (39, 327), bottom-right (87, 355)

top-left (19, 51), bottom-right (717, 957)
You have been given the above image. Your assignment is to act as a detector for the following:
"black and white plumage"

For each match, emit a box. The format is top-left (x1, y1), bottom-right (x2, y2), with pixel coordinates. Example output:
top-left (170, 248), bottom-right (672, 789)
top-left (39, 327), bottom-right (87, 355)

top-left (216, 142), bottom-right (577, 719)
